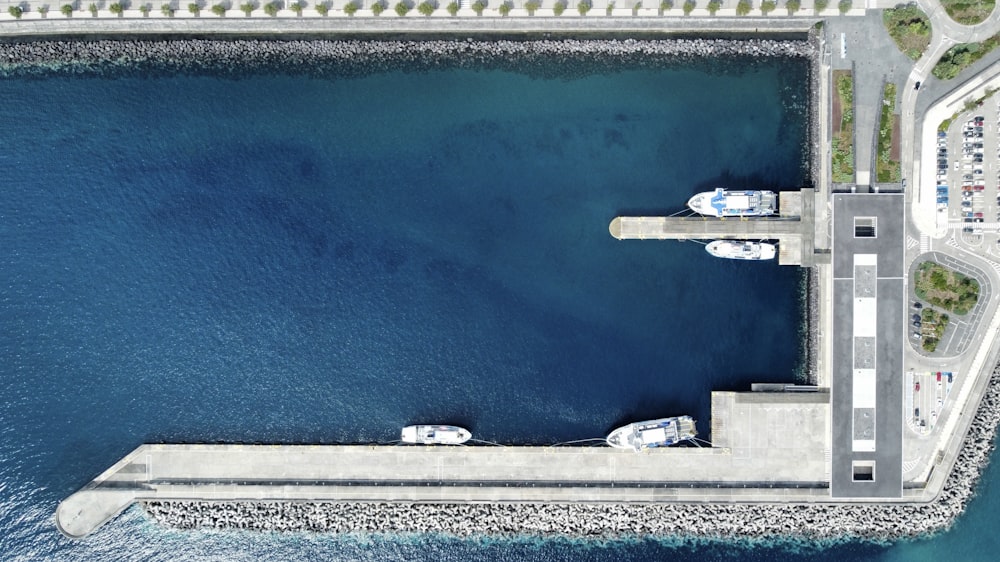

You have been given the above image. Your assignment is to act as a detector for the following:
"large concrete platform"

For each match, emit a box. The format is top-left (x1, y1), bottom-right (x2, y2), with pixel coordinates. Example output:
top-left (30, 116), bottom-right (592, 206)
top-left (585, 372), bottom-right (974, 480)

top-left (57, 389), bottom-right (832, 538)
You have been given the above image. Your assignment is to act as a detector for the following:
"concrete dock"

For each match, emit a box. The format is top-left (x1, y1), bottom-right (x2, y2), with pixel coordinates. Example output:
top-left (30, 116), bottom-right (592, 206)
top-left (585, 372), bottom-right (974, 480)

top-left (609, 189), bottom-right (821, 266)
top-left (57, 389), bottom-right (832, 538)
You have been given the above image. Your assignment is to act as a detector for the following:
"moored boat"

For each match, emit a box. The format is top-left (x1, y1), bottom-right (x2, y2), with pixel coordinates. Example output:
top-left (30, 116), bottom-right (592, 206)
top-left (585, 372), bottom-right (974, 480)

top-left (705, 240), bottom-right (777, 260)
top-left (401, 425), bottom-right (471, 445)
top-left (687, 188), bottom-right (776, 217)
top-left (606, 416), bottom-right (697, 451)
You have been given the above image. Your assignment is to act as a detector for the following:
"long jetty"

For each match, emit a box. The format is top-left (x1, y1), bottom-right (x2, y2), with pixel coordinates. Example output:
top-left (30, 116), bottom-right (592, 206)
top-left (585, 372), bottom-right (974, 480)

top-left (609, 189), bottom-right (821, 266)
top-left (57, 390), bottom-right (837, 538)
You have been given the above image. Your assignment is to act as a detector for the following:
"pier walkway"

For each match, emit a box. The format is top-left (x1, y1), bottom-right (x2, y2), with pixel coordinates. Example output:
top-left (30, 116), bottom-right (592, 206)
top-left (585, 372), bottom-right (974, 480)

top-left (57, 390), bottom-right (831, 538)
top-left (609, 189), bottom-right (821, 266)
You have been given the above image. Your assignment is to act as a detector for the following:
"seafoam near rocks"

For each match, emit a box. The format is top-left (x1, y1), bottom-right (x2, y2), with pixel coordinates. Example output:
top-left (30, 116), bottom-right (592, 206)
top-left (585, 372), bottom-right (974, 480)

top-left (0, 37), bottom-right (814, 78)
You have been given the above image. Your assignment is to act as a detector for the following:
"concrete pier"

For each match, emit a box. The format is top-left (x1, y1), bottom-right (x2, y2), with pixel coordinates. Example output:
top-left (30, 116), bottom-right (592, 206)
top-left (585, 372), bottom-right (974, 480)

top-left (609, 189), bottom-right (820, 266)
top-left (57, 389), bottom-right (832, 538)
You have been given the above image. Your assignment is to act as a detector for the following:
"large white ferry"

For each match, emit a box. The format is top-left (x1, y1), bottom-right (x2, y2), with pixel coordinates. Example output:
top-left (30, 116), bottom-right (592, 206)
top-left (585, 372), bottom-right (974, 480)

top-left (706, 240), bottom-right (777, 261)
top-left (400, 425), bottom-right (471, 445)
top-left (687, 188), bottom-right (777, 217)
top-left (606, 416), bottom-right (697, 452)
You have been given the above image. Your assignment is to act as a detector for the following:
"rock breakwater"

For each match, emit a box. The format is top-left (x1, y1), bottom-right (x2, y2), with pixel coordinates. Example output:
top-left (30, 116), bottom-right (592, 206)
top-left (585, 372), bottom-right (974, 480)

top-left (143, 366), bottom-right (1000, 543)
top-left (0, 37), bottom-right (814, 79)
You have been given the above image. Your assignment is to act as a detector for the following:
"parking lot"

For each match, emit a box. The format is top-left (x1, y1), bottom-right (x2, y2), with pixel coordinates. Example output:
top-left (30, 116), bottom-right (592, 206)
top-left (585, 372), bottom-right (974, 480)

top-left (904, 370), bottom-right (956, 436)
top-left (936, 99), bottom-right (1000, 244)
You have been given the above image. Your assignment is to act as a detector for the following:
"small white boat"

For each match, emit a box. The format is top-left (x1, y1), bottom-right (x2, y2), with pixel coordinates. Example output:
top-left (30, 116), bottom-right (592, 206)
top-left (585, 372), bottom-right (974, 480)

top-left (706, 240), bottom-right (777, 260)
top-left (606, 416), bottom-right (697, 452)
top-left (401, 425), bottom-right (471, 445)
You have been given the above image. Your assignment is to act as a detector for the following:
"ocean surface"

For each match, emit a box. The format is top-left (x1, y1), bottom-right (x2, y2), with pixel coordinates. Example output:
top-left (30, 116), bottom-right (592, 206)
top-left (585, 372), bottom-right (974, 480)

top-left (1, 54), bottom-right (996, 560)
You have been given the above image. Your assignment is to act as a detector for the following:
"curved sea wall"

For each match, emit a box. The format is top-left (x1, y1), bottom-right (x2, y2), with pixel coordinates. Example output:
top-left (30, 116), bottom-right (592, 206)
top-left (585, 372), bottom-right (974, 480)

top-left (143, 368), bottom-right (1000, 542)
top-left (0, 36), bottom-right (814, 79)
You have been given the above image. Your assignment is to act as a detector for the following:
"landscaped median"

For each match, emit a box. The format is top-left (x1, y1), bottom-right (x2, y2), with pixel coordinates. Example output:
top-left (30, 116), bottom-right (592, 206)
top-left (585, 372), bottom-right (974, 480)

top-left (831, 69), bottom-right (854, 183)
top-left (882, 4), bottom-right (931, 61)
top-left (933, 33), bottom-right (1000, 81)
top-left (0, 0), bottom-right (869, 20)
top-left (876, 82), bottom-right (900, 184)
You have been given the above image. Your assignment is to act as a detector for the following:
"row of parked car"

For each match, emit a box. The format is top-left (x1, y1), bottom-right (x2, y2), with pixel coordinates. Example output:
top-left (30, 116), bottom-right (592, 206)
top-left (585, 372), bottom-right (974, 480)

top-left (938, 115), bottom-right (993, 233)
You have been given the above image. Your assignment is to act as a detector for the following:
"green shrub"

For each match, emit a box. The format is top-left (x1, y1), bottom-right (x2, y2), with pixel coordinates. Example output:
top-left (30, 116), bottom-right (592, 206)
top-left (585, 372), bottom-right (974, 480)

top-left (344, 1), bottom-right (359, 14)
top-left (838, 0), bottom-right (850, 13)
top-left (736, 0), bottom-right (750, 15)
top-left (188, 2), bottom-right (200, 14)
top-left (524, 0), bottom-right (538, 13)
top-left (61, 4), bottom-right (73, 16)
top-left (706, 0), bottom-right (720, 14)
top-left (499, 1), bottom-right (511, 15)
top-left (109, 2), bottom-right (123, 13)
top-left (785, 0), bottom-right (799, 14)
top-left (814, 0), bottom-right (827, 12)
top-left (240, 1), bottom-right (255, 14)
top-left (264, 0), bottom-right (279, 14)
top-left (683, 0), bottom-right (694, 14)
top-left (553, 0), bottom-right (565, 14)
top-left (8, 5), bottom-right (23, 18)
top-left (446, 0), bottom-right (458, 13)
top-left (606, 1), bottom-right (613, 14)
top-left (211, 3), bottom-right (226, 14)
top-left (760, 0), bottom-right (774, 13)
top-left (372, 0), bottom-right (385, 13)
top-left (933, 34), bottom-right (1000, 81)
top-left (659, 0), bottom-right (671, 12)
top-left (290, 0), bottom-right (303, 13)
top-left (39, 5), bottom-right (50, 16)
top-left (417, 0), bottom-right (434, 14)
top-left (139, 3), bottom-right (152, 15)
top-left (316, 1), bottom-right (329, 14)
top-left (471, 0), bottom-right (484, 14)
top-left (88, 2), bottom-right (98, 15)
top-left (577, 0), bottom-right (590, 13)
top-left (161, 3), bottom-right (175, 15)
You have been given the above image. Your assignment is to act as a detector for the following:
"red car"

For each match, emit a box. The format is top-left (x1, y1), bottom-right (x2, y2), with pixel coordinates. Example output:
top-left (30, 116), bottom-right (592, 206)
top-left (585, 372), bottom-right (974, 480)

top-left (937, 372), bottom-right (942, 382)
top-left (976, 212), bottom-right (985, 218)
top-left (974, 185), bottom-right (986, 191)
top-left (915, 382), bottom-right (920, 392)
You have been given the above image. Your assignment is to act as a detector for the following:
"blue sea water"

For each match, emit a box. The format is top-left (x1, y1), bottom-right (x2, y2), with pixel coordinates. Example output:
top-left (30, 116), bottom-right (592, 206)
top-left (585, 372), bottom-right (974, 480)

top-left (1, 57), bottom-right (994, 560)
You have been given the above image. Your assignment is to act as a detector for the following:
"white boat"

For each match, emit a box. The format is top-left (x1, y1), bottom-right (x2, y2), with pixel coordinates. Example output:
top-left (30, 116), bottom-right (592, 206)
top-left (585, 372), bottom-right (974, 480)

top-left (705, 240), bottom-right (777, 260)
top-left (606, 416), bottom-right (697, 452)
top-left (687, 188), bottom-right (777, 217)
top-left (401, 425), bottom-right (471, 445)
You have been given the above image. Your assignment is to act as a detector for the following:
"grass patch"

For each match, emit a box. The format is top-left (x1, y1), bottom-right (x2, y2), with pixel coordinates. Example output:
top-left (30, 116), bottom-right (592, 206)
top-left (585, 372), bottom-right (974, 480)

top-left (876, 83), bottom-right (900, 183)
top-left (882, 5), bottom-right (932, 61)
top-left (932, 33), bottom-right (1000, 80)
top-left (832, 70), bottom-right (855, 183)
top-left (941, 0), bottom-right (995, 24)
top-left (914, 261), bottom-right (980, 315)
top-left (918, 308), bottom-right (949, 353)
